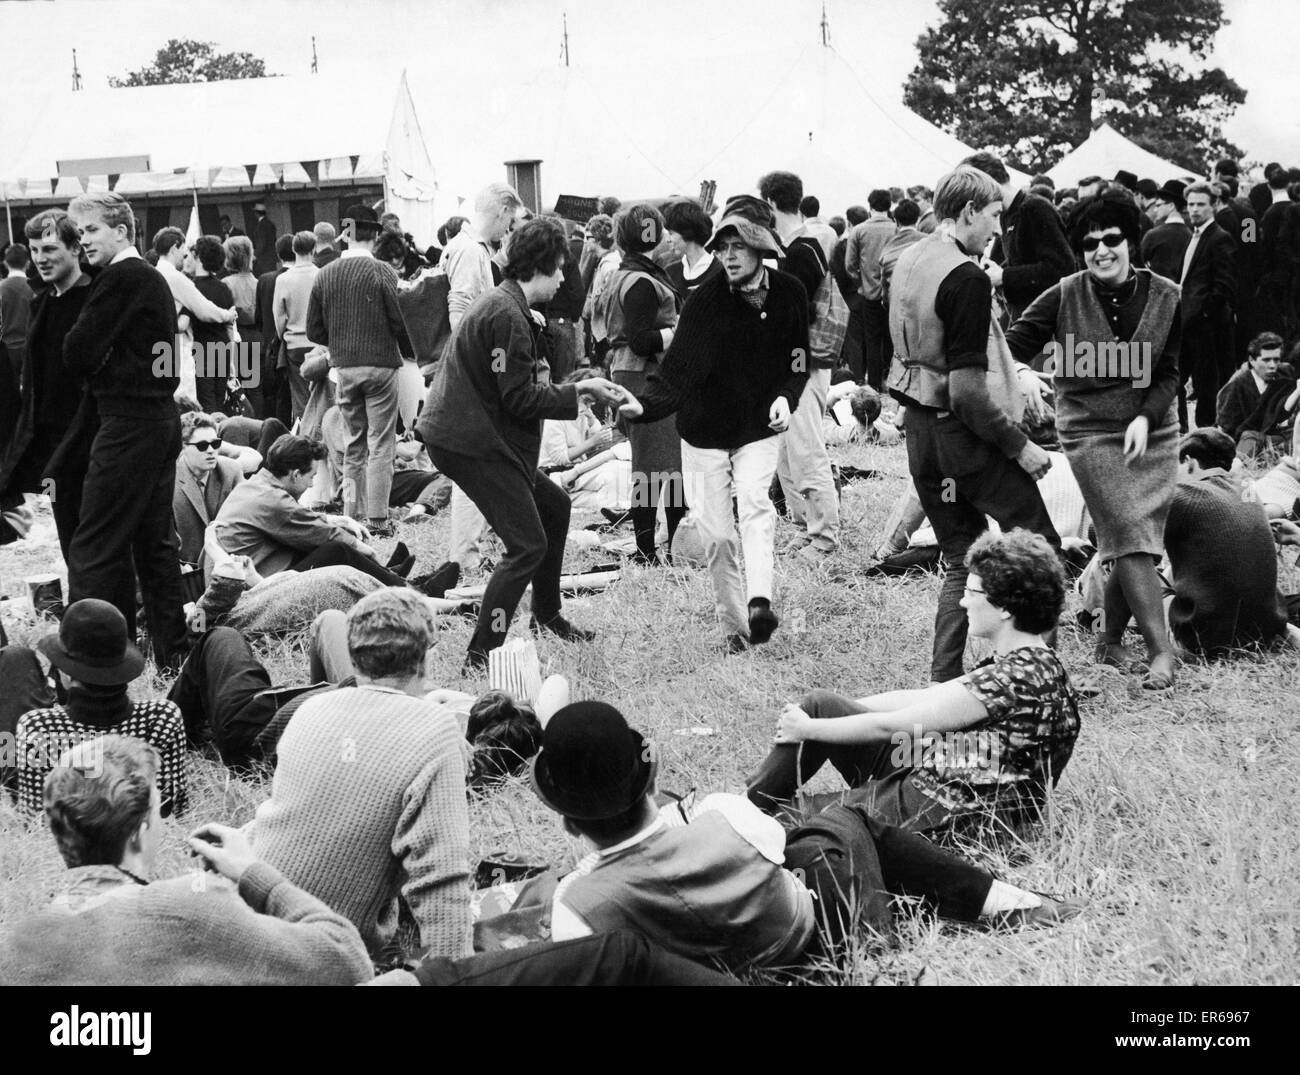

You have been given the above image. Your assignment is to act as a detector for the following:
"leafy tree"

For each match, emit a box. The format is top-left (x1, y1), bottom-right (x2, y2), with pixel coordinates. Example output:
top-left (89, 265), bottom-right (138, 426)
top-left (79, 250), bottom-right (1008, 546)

top-left (903, 0), bottom-right (1245, 174)
top-left (110, 39), bottom-right (273, 87)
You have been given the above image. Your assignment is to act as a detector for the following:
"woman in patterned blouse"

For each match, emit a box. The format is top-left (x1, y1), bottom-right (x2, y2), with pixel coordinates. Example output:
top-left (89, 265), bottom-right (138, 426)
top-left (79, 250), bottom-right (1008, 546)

top-left (13, 599), bottom-right (187, 816)
top-left (747, 529), bottom-right (1079, 837)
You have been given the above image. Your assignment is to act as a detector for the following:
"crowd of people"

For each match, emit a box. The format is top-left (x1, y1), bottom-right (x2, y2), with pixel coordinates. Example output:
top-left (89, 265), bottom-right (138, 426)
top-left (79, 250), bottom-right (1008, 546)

top-left (1, 143), bottom-right (1298, 986)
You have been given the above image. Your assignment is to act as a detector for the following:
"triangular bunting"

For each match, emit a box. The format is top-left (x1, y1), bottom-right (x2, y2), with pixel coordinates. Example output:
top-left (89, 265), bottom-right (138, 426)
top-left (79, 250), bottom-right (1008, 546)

top-left (349, 155), bottom-right (360, 176)
top-left (301, 160), bottom-right (320, 185)
top-left (245, 164), bottom-right (258, 186)
top-left (108, 173), bottom-right (121, 191)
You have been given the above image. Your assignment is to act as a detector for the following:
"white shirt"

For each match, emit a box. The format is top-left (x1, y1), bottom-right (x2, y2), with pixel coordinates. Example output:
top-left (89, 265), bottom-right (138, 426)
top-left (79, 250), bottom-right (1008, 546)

top-left (109, 246), bottom-right (141, 265)
top-left (341, 247), bottom-right (373, 260)
top-left (157, 257), bottom-right (233, 323)
top-left (1180, 221), bottom-right (1211, 284)
top-left (441, 222), bottom-right (496, 330)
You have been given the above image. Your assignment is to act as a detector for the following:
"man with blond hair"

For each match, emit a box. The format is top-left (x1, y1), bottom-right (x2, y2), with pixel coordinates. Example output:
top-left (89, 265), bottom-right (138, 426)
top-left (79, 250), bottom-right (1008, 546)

top-left (887, 166), bottom-right (1058, 683)
top-left (312, 221), bottom-right (339, 269)
top-left (63, 192), bottom-right (188, 670)
top-left (248, 587), bottom-right (472, 958)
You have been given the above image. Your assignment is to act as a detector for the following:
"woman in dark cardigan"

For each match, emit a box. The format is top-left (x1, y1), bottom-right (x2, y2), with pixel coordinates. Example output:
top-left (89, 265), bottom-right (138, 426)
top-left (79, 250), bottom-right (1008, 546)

top-left (1006, 191), bottom-right (1182, 689)
top-left (595, 205), bottom-right (685, 565)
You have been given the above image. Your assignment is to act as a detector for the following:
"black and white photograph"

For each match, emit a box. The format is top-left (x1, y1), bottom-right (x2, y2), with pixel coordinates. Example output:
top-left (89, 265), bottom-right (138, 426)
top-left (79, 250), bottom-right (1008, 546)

top-left (0, 0), bottom-right (1295, 1037)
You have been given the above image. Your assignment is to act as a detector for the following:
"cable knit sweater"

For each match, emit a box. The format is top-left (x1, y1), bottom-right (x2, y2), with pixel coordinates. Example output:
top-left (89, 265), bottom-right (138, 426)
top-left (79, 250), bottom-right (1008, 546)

top-left (249, 685), bottom-right (472, 958)
top-left (305, 253), bottom-right (409, 368)
top-left (0, 864), bottom-right (372, 985)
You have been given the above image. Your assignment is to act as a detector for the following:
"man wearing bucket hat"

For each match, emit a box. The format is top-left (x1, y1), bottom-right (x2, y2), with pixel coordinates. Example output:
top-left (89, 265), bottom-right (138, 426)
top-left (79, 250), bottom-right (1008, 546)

top-left (11, 599), bottom-right (187, 815)
top-left (529, 701), bottom-right (1080, 971)
top-left (619, 195), bottom-right (809, 651)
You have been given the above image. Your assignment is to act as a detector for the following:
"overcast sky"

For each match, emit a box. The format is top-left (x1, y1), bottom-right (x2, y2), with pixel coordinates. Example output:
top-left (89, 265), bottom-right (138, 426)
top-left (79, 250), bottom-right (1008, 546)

top-left (1, 0), bottom-right (1296, 166)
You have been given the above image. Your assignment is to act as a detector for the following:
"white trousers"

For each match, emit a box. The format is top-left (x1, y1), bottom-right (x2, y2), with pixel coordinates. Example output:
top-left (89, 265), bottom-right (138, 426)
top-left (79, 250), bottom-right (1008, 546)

top-left (776, 368), bottom-right (839, 551)
top-left (681, 437), bottom-right (780, 635)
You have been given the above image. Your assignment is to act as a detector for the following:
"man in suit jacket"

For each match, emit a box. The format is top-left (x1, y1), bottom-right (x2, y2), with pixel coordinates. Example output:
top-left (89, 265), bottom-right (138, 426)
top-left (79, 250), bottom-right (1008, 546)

top-left (1139, 180), bottom-right (1192, 283)
top-left (1211, 178), bottom-right (1260, 364)
top-left (173, 412), bottom-right (244, 567)
top-left (1180, 183), bottom-right (1239, 430)
top-left (250, 202), bottom-right (278, 277)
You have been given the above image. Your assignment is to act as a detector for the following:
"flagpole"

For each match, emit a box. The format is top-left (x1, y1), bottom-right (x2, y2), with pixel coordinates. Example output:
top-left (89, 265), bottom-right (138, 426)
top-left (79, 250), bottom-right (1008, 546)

top-left (4, 190), bottom-right (12, 246)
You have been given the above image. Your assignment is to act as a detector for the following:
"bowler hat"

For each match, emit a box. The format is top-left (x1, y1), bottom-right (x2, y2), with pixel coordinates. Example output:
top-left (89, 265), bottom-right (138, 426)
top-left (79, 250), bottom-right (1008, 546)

top-left (1135, 178), bottom-right (1160, 199)
top-left (343, 204), bottom-right (383, 233)
top-left (37, 599), bottom-right (144, 686)
top-left (530, 701), bottom-right (657, 821)
top-left (1156, 179), bottom-right (1187, 208)
top-left (1113, 170), bottom-right (1138, 192)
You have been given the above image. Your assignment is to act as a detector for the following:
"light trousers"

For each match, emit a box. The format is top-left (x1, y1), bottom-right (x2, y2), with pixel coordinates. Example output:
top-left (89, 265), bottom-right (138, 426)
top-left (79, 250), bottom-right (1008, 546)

top-left (335, 365), bottom-right (400, 521)
top-left (681, 437), bottom-right (779, 636)
top-left (776, 368), bottom-right (840, 552)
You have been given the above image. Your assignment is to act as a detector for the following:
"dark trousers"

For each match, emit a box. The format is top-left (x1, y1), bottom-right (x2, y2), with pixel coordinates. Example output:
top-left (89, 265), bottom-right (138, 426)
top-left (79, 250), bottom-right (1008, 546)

top-left (906, 406), bottom-right (1060, 682)
top-left (429, 447), bottom-right (569, 656)
top-left (861, 298), bottom-right (891, 390)
top-left (841, 293), bottom-right (867, 382)
top-left (289, 538), bottom-right (407, 587)
top-left (167, 626), bottom-right (276, 767)
top-left (68, 414), bottom-right (188, 668)
top-left (412, 930), bottom-right (738, 987)
top-left (785, 802), bottom-right (992, 953)
top-left (747, 689), bottom-right (955, 833)
top-left (0, 646), bottom-right (55, 793)
top-left (255, 418), bottom-right (290, 461)
top-left (195, 373), bottom-right (227, 416)
top-left (1179, 312), bottom-right (1233, 429)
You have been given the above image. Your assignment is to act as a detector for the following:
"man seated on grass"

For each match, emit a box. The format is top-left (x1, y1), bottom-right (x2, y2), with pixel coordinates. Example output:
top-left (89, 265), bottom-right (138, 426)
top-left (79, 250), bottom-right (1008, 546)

top-left (747, 530), bottom-right (1080, 838)
top-left (527, 700), bottom-right (1081, 972)
top-left (0, 734), bottom-right (373, 985)
top-left (245, 588), bottom-right (473, 960)
top-left (1165, 429), bottom-right (1297, 658)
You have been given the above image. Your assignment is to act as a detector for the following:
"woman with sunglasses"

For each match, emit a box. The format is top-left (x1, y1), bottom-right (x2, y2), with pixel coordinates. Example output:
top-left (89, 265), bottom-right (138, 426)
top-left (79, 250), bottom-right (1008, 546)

top-left (1004, 190), bottom-right (1183, 689)
top-left (746, 529), bottom-right (1080, 838)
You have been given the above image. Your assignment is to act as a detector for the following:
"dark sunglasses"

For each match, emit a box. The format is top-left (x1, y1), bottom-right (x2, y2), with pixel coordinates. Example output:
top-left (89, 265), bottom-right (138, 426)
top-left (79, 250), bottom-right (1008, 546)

top-left (1081, 232), bottom-right (1127, 253)
top-left (188, 438), bottom-right (222, 451)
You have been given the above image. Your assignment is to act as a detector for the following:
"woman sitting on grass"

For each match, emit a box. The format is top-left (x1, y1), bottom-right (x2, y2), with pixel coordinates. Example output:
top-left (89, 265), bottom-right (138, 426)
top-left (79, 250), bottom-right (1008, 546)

top-left (747, 529), bottom-right (1080, 837)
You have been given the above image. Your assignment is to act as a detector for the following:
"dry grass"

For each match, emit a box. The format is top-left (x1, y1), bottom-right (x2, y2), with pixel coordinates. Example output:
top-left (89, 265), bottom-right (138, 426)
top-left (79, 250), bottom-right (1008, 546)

top-left (2, 438), bottom-right (1298, 985)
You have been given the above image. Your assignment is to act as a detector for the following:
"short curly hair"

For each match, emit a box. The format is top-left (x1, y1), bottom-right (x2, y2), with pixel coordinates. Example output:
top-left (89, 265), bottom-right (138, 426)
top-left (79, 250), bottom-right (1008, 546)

top-left (193, 234), bottom-right (226, 275)
top-left (466, 690), bottom-right (543, 787)
top-left (1068, 189), bottom-right (1142, 253)
top-left (44, 736), bottom-right (158, 868)
top-left (965, 528), bottom-right (1064, 634)
top-left (180, 411), bottom-right (219, 442)
top-left (503, 218), bottom-right (568, 282)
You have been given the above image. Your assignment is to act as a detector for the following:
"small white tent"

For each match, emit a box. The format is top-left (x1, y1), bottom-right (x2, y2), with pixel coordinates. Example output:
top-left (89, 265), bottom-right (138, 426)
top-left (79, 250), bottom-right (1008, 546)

top-left (1046, 122), bottom-right (1191, 188)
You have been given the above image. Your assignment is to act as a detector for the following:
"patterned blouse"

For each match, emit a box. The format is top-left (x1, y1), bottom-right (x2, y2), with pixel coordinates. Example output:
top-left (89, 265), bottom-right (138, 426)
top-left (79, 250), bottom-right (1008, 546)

top-left (910, 646), bottom-right (1080, 825)
top-left (15, 700), bottom-right (188, 816)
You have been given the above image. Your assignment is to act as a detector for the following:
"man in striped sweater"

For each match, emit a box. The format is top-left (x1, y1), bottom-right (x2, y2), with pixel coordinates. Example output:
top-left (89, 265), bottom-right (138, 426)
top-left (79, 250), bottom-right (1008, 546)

top-left (306, 204), bottom-right (410, 537)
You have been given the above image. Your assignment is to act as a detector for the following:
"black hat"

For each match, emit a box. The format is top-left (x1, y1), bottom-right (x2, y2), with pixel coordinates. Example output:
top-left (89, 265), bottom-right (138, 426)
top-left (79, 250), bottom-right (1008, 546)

top-left (1113, 170), bottom-right (1138, 192)
top-left (530, 701), bottom-right (657, 821)
top-left (1156, 179), bottom-right (1187, 209)
top-left (343, 204), bottom-right (383, 234)
top-left (1135, 178), bottom-right (1160, 199)
top-left (37, 599), bottom-right (144, 686)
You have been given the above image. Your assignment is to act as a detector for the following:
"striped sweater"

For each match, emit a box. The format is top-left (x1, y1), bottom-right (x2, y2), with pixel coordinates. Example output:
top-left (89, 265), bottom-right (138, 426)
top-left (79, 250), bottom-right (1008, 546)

top-left (249, 685), bottom-right (472, 958)
top-left (305, 253), bottom-right (409, 368)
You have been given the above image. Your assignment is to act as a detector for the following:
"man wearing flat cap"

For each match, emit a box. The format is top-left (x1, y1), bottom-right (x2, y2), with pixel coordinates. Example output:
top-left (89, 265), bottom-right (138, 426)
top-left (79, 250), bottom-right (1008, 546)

top-left (620, 195), bottom-right (809, 651)
top-left (528, 701), bottom-right (1080, 970)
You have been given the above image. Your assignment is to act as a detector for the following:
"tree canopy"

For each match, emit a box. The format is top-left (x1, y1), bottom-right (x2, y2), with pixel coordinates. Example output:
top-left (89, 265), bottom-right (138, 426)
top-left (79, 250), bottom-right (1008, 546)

top-left (109, 38), bottom-right (273, 87)
top-left (903, 0), bottom-right (1246, 174)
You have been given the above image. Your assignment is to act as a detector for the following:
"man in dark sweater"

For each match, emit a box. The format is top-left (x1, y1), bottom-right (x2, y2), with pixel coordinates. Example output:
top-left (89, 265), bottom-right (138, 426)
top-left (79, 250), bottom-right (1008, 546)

top-left (0, 210), bottom-right (95, 559)
top-left (306, 204), bottom-right (410, 536)
top-left (619, 207), bottom-right (809, 651)
top-left (1140, 180), bottom-right (1192, 283)
top-left (1166, 430), bottom-right (1292, 657)
top-left (963, 152), bottom-right (1074, 322)
top-left (1180, 183), bottom-right (1238, 430)
top-left (254, 234), bottom-right (292, 423)
top-left (886, 166), bottom-right (1059, 683)
top-left (418, 218), bottom-right (624, 671)
top-left (63, 192), bottom-right (188, 670)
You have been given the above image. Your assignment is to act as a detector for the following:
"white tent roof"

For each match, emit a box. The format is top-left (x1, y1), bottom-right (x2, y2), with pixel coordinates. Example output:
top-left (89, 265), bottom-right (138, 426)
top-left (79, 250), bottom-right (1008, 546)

top-left (0, 73), bottom-right (435, 201)
top-left (410, 44), bottom-right (1026, 218)
top-left (1046, 122), bottom-right (1191, 188)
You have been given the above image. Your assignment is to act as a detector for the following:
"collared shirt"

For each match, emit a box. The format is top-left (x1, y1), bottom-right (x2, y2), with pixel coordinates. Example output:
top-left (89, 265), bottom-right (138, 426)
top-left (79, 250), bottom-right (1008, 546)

top-left (1180, 221), bottom-right (1211, 284)
top-left (109, 246), bottom-right (141, 265)
top-left (442, 222), bottom-right (496, 329)
top-left (1252, 370), bottom-right (1269, 395)
top-left (341, 247), bottom-right (373, 260)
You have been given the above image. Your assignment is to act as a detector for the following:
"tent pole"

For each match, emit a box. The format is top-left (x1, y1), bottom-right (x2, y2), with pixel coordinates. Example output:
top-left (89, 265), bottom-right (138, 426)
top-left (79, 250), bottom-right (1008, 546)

top-left (4, 194), bottom-right (11, 246)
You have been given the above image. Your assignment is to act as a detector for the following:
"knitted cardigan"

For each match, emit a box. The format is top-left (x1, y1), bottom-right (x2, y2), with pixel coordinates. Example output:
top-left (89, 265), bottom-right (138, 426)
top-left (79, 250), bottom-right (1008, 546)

top-left (633, 268), bottom-right (810, 450)
top-left (0, 863), bottom-right (372, 986)
top-left (249, 685), bottom-right (473, 957)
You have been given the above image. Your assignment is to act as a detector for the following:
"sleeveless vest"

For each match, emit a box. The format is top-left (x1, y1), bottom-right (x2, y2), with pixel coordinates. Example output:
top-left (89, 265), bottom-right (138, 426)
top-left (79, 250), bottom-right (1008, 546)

top-left (1051, 269), bottom-right (1180, 430)
top-left (599, 270), bottom-right (678, 374)
top-left (559, 812), bottom-right (815, 970)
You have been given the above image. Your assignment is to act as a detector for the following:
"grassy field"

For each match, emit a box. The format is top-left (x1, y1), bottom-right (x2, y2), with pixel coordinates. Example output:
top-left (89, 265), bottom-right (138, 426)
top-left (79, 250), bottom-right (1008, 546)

top-left (2, 436), bottom-right (1298, 985)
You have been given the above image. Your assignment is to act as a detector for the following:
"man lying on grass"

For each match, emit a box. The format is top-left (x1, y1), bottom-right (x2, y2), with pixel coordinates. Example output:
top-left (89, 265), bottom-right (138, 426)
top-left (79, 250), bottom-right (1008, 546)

top-left (527, 699), bottom-right (1082, 973)
top-left (747, 529), bottom-right (1080, 839)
